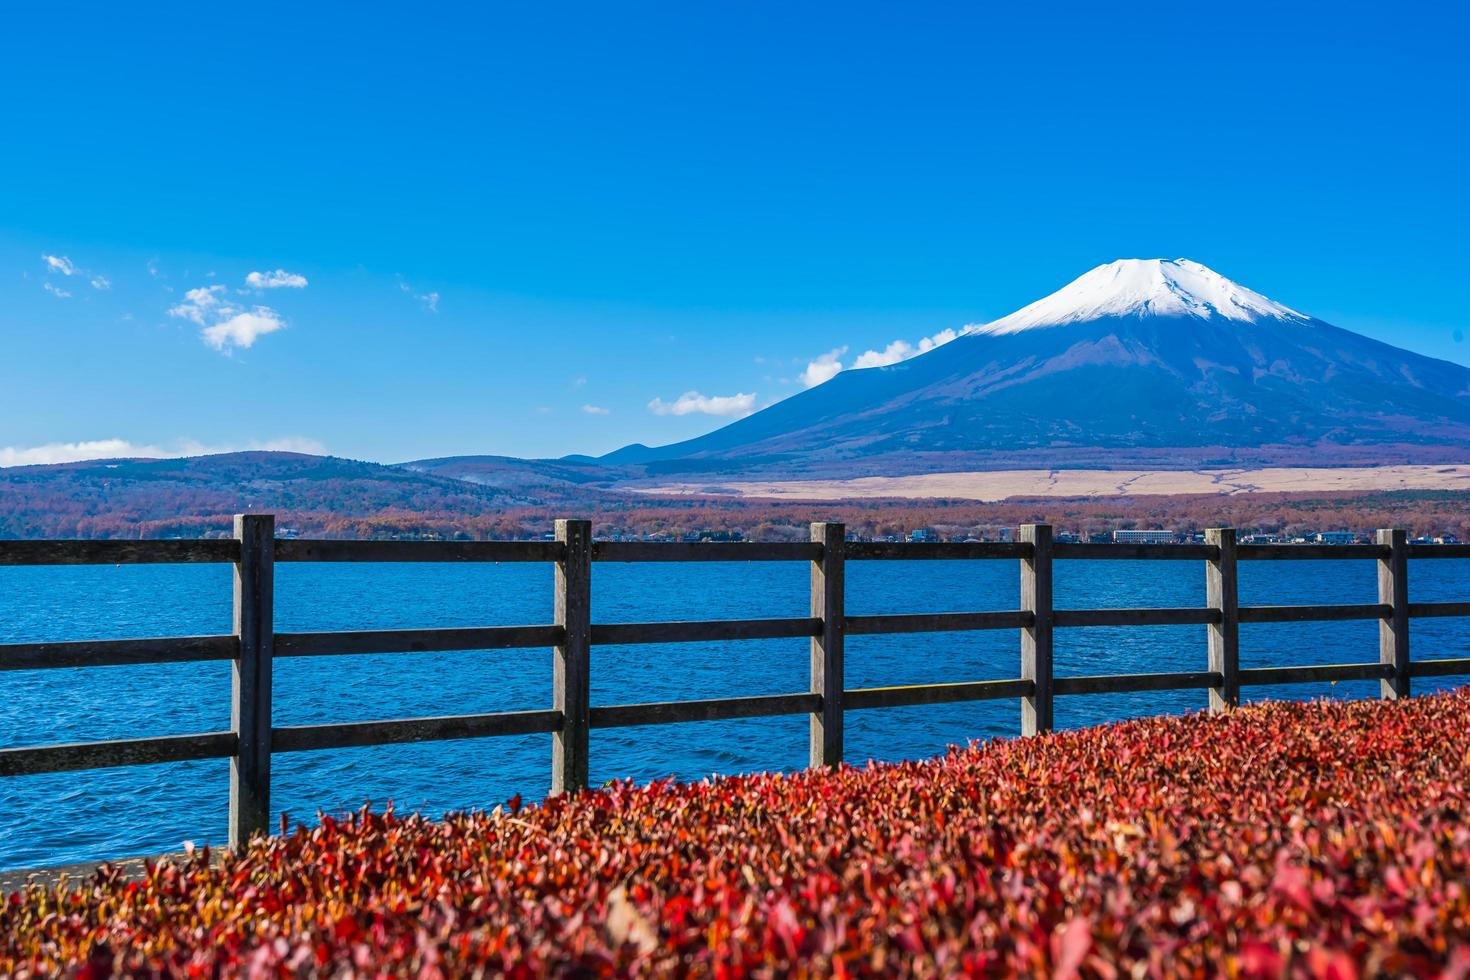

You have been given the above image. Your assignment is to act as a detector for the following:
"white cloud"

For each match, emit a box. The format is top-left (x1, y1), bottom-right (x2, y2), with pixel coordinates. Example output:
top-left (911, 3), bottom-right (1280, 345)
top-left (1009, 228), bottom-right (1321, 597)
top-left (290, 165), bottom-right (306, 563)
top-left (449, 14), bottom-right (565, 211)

top-left (44, 253), bottom-right (111, 290)
top-left (800, 347), bottom-right (847, 388)
top-left (851, 328), bottom-right (960, 369)
top-left (168, 285), bottom-right (226, 325)
top-left (647, 390), bottom-right (757, 417)
top-left (398, 280), bottom-right (440, 312)
top-left (800, 329), bottom-right (964, 386)
top-left (581, 404), bottom-right (611, 415)
top-left (201, 309), bottom-right (287, 351)
top-left (0, 436), bottom-right (327, 468)
top-left (1, 439), bottom-right (161, 466)
top-left (246, 268), bottom-right (308, 289)
top-left (42, 254), bottom-right (77, 276)
top-left (169, 285), bottom-right (287, 352)
top-left (43, 281), bottom-right (72, 299)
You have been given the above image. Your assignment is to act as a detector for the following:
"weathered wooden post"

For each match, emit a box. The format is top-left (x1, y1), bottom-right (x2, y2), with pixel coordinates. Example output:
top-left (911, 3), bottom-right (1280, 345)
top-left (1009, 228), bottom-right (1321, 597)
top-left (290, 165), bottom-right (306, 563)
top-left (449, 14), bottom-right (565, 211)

top-left (230, 513), bottom-right (274, 847)
top-left (1377, 528), bottom-right (1410, 699)
top-left (809, 522), bottom-right (845, 768)
top-left (552, 519), bottom-right (592, 794)
top-left (1205, 528), bottom-right (1239, 712)
top-left (1020, 523), bottom-right (1054, 735)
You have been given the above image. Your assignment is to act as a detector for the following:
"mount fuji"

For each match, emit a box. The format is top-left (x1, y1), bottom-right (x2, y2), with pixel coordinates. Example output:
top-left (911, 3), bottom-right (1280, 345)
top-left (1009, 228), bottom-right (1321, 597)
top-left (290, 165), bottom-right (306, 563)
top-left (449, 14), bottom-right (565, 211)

top-left (601, 259), bottom-right (1470, 475)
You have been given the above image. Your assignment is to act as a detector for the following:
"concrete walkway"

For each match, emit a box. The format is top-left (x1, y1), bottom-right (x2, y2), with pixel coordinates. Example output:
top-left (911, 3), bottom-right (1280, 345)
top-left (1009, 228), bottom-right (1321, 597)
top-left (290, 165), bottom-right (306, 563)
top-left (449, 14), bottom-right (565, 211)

top-left (0, 852), bottom-right (198, 893)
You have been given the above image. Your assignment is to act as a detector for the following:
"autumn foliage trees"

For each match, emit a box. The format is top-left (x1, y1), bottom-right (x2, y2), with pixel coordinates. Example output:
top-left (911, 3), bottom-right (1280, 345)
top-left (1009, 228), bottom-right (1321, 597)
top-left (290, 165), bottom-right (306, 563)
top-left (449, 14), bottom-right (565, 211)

top-left (3, 452), bottom-right (1468, 541)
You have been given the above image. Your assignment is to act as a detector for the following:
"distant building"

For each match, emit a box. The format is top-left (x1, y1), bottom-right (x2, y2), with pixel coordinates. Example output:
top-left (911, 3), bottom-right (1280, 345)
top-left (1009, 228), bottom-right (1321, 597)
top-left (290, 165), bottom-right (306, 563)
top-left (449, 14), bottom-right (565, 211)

top-left (1240, 533), bottom-right (1286, 544)
top-left (908, 529), bottom-right (937, 543)
top-left (1437, 534), bottom-right (1461, 545)
top-left (1313, 531), bottom-right (1356, 545)
top-left (1112, 529), bottom-right (1178, 544)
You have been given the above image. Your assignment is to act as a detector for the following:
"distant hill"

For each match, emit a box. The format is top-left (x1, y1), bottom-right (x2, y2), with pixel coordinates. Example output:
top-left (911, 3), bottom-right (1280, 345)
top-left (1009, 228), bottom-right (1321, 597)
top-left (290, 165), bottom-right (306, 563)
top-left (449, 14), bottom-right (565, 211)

top-left (399, 454), bottom-right (616, 491)
top-left (600, 259), bottom-right (1470, 476)
top-left (0, 452), bottom-right (622, 539)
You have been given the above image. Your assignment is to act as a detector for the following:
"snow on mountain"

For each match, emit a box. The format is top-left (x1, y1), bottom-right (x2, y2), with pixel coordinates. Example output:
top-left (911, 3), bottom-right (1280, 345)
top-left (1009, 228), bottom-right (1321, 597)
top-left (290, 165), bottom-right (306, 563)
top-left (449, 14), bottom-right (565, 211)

top-left (969, 258), bottom-right (1308, 335)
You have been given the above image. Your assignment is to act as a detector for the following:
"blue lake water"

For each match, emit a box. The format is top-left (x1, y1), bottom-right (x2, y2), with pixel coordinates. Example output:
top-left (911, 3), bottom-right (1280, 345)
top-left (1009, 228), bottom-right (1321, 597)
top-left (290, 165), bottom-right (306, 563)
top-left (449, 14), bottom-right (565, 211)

top-left (3, 556), bottom-right (1467, 869)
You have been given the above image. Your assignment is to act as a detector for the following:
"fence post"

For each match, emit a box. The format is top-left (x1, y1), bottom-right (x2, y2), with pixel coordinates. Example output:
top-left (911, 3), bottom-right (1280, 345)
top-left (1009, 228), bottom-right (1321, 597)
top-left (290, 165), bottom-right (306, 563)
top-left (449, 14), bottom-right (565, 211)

top-left (1376, 528), bottom-right (1410, 699)
top-left (1020, 524), bottom-right (1053, 735)
top-left (1205, 528), bottom-right (1239, 712)
top-left (230, 513), bottom-right (274, 848)
top-left (552, 519), bottom-right (592, 794)
top-left (809, 522), bottom-right (845, 768)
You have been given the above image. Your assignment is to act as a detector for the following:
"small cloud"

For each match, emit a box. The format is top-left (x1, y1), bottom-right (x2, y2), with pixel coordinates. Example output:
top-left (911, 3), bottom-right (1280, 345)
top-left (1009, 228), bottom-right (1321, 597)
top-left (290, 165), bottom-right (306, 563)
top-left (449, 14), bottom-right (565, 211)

top-left (398, 279), bottom-right (440, 312)
top-left (1, 439), bottom-right (153, 466)
top-left (851, 328), bottom-right (959, 369)
top-left (800, 347), bottom-right (847, 388)
top-left (201, 309), bottom-right (287, 351)
top-left (246, 268), bottom-right (308, 289)
top-left (42, 254), bottom-right (77, 276)
top-left (535, 405), bottom-right (554, 415)
top-left (44, 253), bottom-right (111, 291)
top-left (0, 436), bottom-right (326, 468)
top-left (169, 285), bottom-right (287, 352)
top-left (147, 258), bottom-right (162, 278)
top-left (799, 329), bottom-right (964, 386)
top-left (581, 404), bottom-right (611, 416)
top-left (572, 377), bottom-right (588, 388)
top-left (168, 285), bottom-right (226, 325)
top-left (43, 281), bottom-right (72, 299)
top-left (647, 390), bottom-right (757, 418)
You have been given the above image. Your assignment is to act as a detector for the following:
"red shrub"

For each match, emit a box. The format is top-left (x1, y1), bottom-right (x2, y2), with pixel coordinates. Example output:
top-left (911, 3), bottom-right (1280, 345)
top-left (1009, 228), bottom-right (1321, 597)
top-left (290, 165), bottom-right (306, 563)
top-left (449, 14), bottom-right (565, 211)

top-left (5, 690), bottom-right (1470, 977)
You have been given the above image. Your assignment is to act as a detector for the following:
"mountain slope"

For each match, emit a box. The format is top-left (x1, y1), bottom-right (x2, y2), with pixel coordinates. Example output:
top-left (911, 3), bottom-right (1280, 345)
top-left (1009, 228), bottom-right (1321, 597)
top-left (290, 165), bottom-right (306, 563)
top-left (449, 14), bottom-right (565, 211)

top-left (605, 259), bottom-right (1470, 474)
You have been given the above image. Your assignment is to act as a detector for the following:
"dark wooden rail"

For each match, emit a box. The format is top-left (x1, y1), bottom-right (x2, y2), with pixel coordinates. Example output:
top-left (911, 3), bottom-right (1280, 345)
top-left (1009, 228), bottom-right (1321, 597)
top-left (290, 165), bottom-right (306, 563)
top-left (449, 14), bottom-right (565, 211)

top-left (2, 518), bottom-right (1469, 854)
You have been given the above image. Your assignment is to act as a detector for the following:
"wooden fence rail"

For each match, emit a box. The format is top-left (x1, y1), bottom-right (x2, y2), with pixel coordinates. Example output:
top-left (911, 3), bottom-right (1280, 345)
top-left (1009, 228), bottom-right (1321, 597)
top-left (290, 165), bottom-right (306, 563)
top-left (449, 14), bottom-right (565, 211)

top-left (2, 518), bottom-right (1469, 852)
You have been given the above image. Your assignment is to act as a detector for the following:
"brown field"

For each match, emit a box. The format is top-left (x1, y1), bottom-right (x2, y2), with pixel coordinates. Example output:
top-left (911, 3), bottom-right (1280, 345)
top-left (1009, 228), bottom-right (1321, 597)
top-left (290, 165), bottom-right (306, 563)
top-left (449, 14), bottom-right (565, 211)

top-left (636, 464), bottom-right (1470, 501)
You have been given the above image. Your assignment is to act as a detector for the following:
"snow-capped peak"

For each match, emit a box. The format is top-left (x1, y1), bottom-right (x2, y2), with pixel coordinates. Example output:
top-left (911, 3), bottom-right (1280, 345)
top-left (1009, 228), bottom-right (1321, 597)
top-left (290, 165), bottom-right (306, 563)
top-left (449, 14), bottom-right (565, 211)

top-left (969, 258), bottom-right (1308, 335)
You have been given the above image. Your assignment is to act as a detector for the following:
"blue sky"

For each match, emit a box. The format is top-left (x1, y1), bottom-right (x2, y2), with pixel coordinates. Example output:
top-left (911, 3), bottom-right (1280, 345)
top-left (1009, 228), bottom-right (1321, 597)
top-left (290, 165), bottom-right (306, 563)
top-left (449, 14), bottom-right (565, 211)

top-left (3, 2), bottom-right (1467, 465)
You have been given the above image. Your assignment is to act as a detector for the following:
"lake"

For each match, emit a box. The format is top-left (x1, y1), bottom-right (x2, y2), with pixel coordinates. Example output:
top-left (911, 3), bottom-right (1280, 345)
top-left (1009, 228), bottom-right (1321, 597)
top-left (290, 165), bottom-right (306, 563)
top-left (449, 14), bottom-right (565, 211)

top-left (3, 555), bottom-right (1467, 869)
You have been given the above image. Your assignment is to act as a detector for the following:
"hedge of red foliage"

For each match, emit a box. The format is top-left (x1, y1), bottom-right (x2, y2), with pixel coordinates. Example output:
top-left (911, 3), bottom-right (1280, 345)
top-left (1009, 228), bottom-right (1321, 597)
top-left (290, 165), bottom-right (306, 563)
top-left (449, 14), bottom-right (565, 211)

top-left (5, 690), bottom-right (1470, 977)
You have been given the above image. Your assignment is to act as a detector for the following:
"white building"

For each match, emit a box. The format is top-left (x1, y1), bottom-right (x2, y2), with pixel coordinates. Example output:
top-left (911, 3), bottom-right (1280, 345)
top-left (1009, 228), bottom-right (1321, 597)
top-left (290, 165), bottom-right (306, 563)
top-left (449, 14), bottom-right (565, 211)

top-left (1112, 529), bottom-right (1178, 544)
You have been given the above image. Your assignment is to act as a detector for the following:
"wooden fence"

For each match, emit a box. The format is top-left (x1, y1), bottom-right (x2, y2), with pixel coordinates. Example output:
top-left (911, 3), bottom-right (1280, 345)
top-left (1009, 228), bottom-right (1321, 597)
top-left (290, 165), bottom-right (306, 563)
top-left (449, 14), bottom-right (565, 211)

top-left (2, 516), bottom-right (1468, 851)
